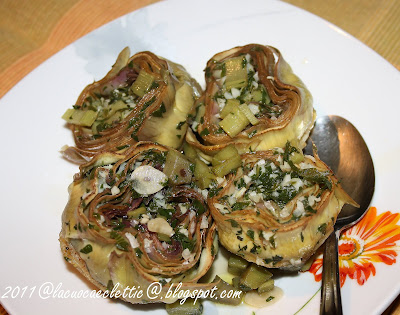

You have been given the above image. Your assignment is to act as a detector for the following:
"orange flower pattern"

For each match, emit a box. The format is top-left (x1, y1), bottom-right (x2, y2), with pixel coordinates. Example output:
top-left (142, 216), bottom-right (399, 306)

top-left (308, 207), bottom-right (400, 287)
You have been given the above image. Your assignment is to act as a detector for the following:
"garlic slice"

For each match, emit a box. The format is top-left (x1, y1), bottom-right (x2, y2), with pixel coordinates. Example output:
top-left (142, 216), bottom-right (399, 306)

top-left (130, 165), bottom-right (167, 195)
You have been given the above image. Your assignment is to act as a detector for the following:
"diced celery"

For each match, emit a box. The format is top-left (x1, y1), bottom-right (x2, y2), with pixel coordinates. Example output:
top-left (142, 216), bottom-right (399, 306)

top-left (62, 108), bottom-right (98, 127)
top-left (219, 106), bottom-right (250, 137)
top-left (80, 110), bottom-right (98, 126)
top-left (106, 100), bottom-right (129, 118)
top-left (257, 279), bottom-right (274, 294)
top-left (290, 152), bottom-right (304, 164)
top-left (182, 142), bottom-right (198, 161)
top-left (163, 150), bottom-right (192, 185)
top-left (207, 276), bottom-right (243, 305)
top-left (251, 90), bottom-right (263, 102)
top-left (212, 145), bottom-right (240, 166)
top-left (165, 298), bottom-right (203, 315)
top-left (225, 56), bottom-right (245, 74)
top-left (62, 109), bottom-right (75, 121)
top-left (228, 255), bottom-right (249, 276)
top-left (225, 56), bottom-right (248, 90)
top-left (232, 276), bottom-right (240, 289)
top-left (127, 207), bottom-right (146, 219)
top-left (157, 233), bottom-right (171, 243)
top-left (239, 264), bottom-right (273, 290)
top-left (194, 159), bottom-right (215, 189)
top-left (130, 70), bottom-right (155, 97)
top-left (220, 99), bottom-right (240, 119)
top-left (239, 104), bottom-right (259, 125)
top-left (212, 156), bottom-right (241, 177)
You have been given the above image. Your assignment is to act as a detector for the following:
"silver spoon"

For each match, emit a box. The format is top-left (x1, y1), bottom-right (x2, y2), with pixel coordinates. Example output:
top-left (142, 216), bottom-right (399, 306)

top-left (303, 115), bottom-right (375, 315)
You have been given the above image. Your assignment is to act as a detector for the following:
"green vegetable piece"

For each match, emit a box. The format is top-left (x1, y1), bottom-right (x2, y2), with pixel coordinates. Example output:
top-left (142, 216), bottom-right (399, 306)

top-left (224, 56), bottom-right (248, 90)
top-left (182, 142), bottom-right (198, 161)
top-left (130, 70), bottom-right (155, 97)
top-left (164, 150), bottom-right (192, 185)
top-left (220, 99), bottom-right (240, 119)
top-left (206, 276), bottom-right (243, 305)
top-left (239, 104), bottom-right (259, 125)
top-left (212, 144), bottom-right (240, 166)
top-left (165, 298), bottom-right (203, 315)
top-left (228, 255), bottom-right (249, 276)
top-left (290, 152), bottom-right (304, 164)
top-left (212, 156), bottom-right (241, 177)
top-left (157, 233), bottom-right (171, 243)
top-left (62, 108), bottom-right (98, 127)
top-left (257, 279), bottom-right (274, 294)
top-left (127, 206), bottom-right (147, 219)
top-left (251, 90), bottom-right (263, 102)
top-left (194, 159), bottom-right (215, 189)
top-left (219, 105), bottom-right (250, 137)
top-left (239, 264), bottom-right (273, 290)
top-left (232, 276), bottom-right (240, 289)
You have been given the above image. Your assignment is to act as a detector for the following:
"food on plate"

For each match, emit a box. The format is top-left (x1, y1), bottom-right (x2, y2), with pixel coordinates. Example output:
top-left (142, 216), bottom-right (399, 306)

top-left (61, 47), bottom-right (201, 164)
top-left (208, 142), bottom-right (357, 270)
top-left (59, 142), bottom-right (219, 304)
top-left (186, 44), bottom-right (315, 155)
top-left (59, 44), bottom-right (358, 311)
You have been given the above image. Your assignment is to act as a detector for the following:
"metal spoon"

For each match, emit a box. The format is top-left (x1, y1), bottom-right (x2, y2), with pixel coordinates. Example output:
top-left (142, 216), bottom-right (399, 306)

top-left (304, 115), bottom-right (375, 315)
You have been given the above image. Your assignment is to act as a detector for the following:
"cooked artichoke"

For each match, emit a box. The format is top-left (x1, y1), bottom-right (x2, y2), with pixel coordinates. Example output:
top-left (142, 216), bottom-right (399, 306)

top-left (186, 44), bottom-right (315, 155)
top-left (60, 142), bottom-right (218, 304)
top-left (61, 47), bottom-right (201, 164)
top-left (208, 142), bottom-right (357, 270)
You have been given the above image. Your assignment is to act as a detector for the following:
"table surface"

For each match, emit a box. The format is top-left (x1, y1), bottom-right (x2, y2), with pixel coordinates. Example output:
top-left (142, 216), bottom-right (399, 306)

top-left (0, 0), bottom-right (399, 314)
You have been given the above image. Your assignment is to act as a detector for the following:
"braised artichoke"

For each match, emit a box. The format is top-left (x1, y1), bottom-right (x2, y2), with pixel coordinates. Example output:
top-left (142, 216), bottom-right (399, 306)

top-left (186, 44), bottom-right (315, 155)
top-left (60, 142), bottom-right (218, 304)
top-left (208, 143), bottom-right (357, 270)
top-left (61, 48), bottom-right (201, 164)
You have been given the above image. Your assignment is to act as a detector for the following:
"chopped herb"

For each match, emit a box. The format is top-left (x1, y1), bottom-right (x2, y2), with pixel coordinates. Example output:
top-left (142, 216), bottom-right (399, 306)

top-left (151, 103), bottom-right (166, 117)
top-left (266, 296), bottom-right (275, 302)
top-left (172, 232), bottom-right (195, 251)
top-left (269, 235), bottom-right (276, 249)
top-left (208, 186), bottom-right (222, 197)
top-left (135, 248), bottom-right (143, 258)
top-left (200, 128), bottom-right (210, 136)
top-left (176, 121), bottom-right (186, 130)
top-left (250, 243), bottom-right (261, 254)
top-left (80, 244), bottom-right (93, 254)
top-left (110, 231), bottom-right (129, 251)
top-left (246, 229), bottom-right (255, 240)
top-left (318, 223), bottom-right (327, 235)
top-left (192, 199), bottom-right (206, 217)
top-left (231, 202), bottom-right (250, 211)
top-left (107, 280), bottom-right (114, 291)
top-left (248, 130), bottom-right (257, 138)
top-left (116, 144), bottom-right (129, 150)
top-left (226, 219), bottom-right (239, 228)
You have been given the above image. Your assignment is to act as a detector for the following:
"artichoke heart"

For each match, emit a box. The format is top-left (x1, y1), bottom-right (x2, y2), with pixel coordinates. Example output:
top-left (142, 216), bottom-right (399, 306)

top-left (60, 142), bottom-right (218, 304)
top-left (186, 44), bottom-right (315, 155)
top-left (61, 47), bottom-right (201, 164)
top-left (208, 143), bottom-right (358, 270)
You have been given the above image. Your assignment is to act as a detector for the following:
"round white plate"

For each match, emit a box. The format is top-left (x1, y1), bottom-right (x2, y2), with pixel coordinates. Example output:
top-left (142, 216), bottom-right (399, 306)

top-left (0, 0), bottom-right (399, 314)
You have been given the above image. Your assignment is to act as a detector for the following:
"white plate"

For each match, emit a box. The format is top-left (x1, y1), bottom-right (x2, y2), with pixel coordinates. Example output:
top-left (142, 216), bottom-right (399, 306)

top-left (1, 0), bottom-right (399, 314)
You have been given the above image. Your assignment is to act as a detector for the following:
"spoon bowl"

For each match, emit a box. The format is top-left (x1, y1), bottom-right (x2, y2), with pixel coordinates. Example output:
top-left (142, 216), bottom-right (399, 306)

top-left (304, 115), bottom-right (375, 315)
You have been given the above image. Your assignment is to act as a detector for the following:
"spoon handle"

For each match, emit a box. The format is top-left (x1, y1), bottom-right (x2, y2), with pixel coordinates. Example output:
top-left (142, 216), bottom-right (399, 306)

top-left (320, 230), bottom-right (343, 315)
